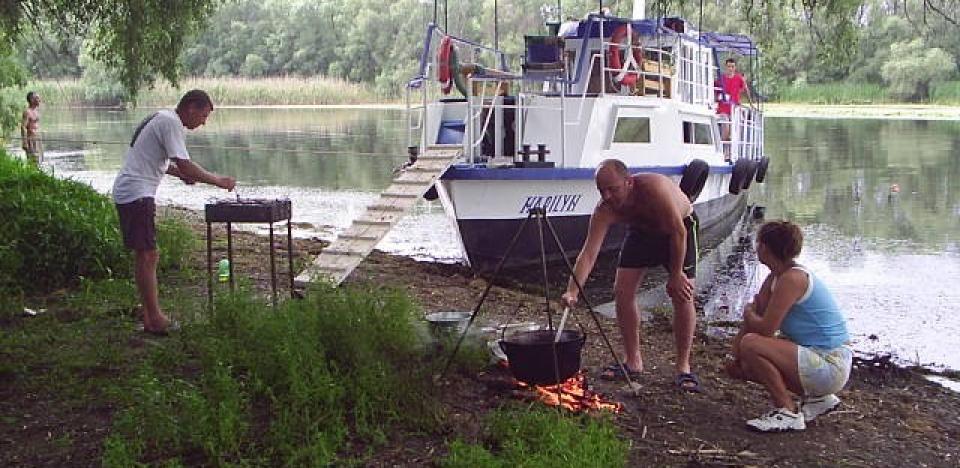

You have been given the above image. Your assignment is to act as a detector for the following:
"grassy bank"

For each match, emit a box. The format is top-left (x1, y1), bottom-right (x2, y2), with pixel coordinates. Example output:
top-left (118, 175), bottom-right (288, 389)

top-left (28, 76), bottom-right (387, 107)
top-left (772, 81), bottom-right (960, 105)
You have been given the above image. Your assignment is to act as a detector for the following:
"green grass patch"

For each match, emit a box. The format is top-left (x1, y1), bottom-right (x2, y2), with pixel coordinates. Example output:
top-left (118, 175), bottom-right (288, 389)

top-left (773, 82), bottom-right (892, 104)
top-left (28, 76), bottom-right (385, 107)
top-left (104, 283), bottom-right (450, 465)
top-left (441, 406), bottom-right (628, 467)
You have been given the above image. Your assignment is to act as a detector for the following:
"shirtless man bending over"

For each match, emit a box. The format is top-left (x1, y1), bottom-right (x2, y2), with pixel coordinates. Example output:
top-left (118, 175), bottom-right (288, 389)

top-left (561, 159), bottom-right (702, 392)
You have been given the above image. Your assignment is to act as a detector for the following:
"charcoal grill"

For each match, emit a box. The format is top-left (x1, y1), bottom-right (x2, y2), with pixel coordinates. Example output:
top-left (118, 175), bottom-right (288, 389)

top-left (204, 198), bottom-right (294, 306)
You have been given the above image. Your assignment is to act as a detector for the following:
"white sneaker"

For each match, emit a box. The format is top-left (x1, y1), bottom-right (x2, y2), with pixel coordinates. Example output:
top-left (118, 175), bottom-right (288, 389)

top-left (746, 407), bottom-right (806, 432)
top-left (801, 394), bottom-right (841, 422)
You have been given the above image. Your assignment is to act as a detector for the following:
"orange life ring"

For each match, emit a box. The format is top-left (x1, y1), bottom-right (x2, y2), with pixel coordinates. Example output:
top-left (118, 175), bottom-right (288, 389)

top-left (607, 24), bottom-right (644, 91)
top-left (438, 36), bottom-right (455, 94)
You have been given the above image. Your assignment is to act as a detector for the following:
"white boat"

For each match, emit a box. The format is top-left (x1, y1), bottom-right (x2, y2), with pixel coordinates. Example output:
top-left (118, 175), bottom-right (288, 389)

top-left (405, 5), bottom-right (768, 271)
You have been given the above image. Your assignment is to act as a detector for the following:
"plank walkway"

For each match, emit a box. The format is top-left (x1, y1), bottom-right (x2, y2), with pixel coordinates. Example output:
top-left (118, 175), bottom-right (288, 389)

top-left (294, 145), bottom-right (462, 287)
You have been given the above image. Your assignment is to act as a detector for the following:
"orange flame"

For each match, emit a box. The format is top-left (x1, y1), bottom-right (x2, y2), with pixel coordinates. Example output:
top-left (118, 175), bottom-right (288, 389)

top-left (518, 372), bottom-right (621, 413)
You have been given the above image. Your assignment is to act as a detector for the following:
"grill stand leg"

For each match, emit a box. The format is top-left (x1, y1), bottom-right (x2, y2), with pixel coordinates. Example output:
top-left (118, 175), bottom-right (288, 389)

top-left (206, 222), bottom-right (213, 309)
top-left (287, 220), bottom-right (294, 298)
top-left (270, 223), bottom-right (277, 307)
top-left (227, 222), bottom-right (235, 292)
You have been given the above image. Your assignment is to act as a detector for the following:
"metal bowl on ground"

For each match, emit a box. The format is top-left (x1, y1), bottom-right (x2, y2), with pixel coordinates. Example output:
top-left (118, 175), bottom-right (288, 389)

top-left (499, 330), bottom-right (586, 385)
top-left (424, 311), bottom-right (472, 340)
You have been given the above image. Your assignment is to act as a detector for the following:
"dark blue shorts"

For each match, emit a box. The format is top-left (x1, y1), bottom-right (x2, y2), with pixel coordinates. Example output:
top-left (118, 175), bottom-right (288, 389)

top-left (116, 197), bottom-right (157, 251)
top-left (618, 213), bottom-right (699, 279)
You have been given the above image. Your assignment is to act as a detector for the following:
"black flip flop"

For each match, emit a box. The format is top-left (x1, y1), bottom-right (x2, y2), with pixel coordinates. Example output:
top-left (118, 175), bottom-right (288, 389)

top-left (675, 372), bottom-right (702, 393)
top-left (599, 363), bottom-right (643, 381)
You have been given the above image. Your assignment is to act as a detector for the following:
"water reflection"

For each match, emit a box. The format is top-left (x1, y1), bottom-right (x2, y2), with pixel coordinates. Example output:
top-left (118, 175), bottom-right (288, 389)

top-left (760, 118), bottom-right (960, 248)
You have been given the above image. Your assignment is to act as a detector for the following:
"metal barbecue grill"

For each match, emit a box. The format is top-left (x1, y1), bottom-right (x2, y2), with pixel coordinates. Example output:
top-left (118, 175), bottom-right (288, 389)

top-left (204, 198), bottom-right (294, 306)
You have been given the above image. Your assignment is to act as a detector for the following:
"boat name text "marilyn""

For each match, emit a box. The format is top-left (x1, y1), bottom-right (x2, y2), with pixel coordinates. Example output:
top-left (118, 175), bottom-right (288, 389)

top-left (519, 194), bottom-right (583, 214)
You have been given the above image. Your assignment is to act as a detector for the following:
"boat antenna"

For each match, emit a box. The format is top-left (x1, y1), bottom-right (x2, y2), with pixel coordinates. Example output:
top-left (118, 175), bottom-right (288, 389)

top-left (494, 0), bottom-right (499, 51)
top-left (699, 0), bottom-right (704, 89)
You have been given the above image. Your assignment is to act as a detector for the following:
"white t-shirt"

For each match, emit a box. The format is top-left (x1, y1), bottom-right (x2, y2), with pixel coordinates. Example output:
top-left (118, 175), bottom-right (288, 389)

top-left (112, 109), bottom-right (190, 204)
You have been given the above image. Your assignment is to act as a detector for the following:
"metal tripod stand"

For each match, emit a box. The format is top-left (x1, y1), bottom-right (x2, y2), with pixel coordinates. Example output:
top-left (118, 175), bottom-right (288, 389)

top-left (440, 207), bottom-right (640, 392)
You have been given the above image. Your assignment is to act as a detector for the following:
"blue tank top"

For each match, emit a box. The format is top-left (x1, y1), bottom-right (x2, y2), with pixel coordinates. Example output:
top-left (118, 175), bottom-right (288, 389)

top-left (778, 266), bottom-right (849, 349)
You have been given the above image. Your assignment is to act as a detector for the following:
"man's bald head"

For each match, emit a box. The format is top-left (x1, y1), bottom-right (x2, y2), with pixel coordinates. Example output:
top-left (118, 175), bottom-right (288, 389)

top-left (596, 159), bottom-right (631, 209)
top-left (596, 159), bottom-right (630, 180)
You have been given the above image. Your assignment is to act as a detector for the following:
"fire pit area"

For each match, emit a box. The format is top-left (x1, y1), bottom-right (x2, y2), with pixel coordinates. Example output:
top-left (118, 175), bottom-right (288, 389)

top-left (480, 364), bottom-right (621, 414)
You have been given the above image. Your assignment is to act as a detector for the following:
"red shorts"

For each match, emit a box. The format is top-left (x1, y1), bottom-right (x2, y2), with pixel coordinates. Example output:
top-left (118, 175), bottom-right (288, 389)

top-left (116, 197), bottom-right (157, 251)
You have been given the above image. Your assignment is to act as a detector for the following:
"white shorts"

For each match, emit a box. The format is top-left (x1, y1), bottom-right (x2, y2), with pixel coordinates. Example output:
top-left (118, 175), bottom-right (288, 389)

top-left (797, 345), bottom-right (852, 397)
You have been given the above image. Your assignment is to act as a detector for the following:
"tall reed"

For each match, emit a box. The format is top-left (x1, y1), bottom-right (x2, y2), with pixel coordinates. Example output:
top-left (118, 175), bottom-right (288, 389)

top-left (773, 83), bottom-right (892, 104)
top-left (930, 80), bottom-right (960, 104)
top-left (28, 76), bottom-right (387, 107)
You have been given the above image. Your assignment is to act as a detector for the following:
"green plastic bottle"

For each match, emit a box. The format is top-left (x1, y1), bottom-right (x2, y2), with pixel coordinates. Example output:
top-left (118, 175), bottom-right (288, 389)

top-left (218, 259), bottom-right (230, 282)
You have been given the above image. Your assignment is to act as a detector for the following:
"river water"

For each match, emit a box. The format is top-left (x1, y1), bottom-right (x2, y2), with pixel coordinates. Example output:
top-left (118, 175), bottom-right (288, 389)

top-left (14, 108), bottom-right (960, 371)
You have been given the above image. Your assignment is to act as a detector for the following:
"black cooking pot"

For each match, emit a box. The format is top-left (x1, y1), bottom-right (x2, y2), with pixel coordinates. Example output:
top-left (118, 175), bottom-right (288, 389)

top-left (499, 330), bottom-right (586, 385)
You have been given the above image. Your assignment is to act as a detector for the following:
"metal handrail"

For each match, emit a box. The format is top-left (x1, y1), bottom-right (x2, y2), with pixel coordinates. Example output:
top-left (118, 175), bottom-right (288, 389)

top-left (726, 105), bottom-right (764, 161)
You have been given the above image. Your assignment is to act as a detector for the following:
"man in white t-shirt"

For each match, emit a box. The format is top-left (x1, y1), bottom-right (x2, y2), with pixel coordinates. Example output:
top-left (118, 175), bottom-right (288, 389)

top-left (113, 89), bottom-right (236, 335)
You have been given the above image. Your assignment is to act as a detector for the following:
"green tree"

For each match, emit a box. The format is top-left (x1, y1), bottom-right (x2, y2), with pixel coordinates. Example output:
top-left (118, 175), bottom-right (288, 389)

top-left (882, 38), bottom-right (957, 101)
top-left (240, 54), bottom-right (268, 77)
top-left (0, 0), bottom-right (223, 133)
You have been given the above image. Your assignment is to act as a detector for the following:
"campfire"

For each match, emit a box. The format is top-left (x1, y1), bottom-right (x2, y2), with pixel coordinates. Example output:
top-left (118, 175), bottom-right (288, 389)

top-left (514, 371), bottom-right (622, 413)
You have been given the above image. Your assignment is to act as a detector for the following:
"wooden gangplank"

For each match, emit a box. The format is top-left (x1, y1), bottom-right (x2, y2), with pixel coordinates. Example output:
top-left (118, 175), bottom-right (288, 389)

top-left (294, 145), bottom-right (462, 287)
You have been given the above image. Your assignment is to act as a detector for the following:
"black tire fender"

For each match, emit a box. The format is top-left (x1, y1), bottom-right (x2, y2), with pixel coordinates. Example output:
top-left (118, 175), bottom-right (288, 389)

top-left (755, 156), bottom-right (770, 183)
top-left (729, 158), bottom-right (752, 195)
top-left (741, 160), bottom-right (758, 190)
top-left (680, 159), bottom-right (710, 202)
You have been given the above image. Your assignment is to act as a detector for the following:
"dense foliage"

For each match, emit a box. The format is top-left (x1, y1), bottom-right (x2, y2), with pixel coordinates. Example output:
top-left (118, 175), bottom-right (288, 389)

top-left (0, 152), bottom-right (131, 294)
top-left (0, 151), bottom-right (195, 296)
top-left (12, 0), bottom-right (960, 103)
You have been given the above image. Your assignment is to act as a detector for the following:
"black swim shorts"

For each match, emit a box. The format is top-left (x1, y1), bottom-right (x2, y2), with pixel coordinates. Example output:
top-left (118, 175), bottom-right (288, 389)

top-left (618, 212), bottom-right (699, 278)
top-left (116, 197), bottom-right (157, 251)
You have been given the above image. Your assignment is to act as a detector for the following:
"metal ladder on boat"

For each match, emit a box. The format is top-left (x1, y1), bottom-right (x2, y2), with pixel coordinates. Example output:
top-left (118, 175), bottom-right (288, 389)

top-left (294, 145), bottom-right (462, 287)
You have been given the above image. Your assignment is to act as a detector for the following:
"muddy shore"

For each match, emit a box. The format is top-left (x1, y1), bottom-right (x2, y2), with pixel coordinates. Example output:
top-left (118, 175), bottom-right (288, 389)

top-left (180, 208), bottom-right (960, 467)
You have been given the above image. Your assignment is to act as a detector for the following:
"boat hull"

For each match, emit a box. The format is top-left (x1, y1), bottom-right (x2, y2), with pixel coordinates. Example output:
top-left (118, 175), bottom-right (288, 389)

top-left (438, 167), bottom-right (750, 272)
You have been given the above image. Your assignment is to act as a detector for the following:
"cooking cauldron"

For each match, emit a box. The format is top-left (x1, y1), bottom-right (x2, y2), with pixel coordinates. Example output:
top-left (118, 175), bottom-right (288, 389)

top-left (499, 330), bottom-right (586, 385)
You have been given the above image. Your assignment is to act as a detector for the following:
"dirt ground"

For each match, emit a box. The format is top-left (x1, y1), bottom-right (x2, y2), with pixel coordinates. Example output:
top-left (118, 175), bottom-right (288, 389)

top-left (204, 218), bottom-right (960, 467)
top-left (3, 212), bottom-right (959, 467)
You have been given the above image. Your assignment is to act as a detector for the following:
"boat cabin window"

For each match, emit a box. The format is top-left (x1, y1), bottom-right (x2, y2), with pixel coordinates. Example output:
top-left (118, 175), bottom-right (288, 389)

top-left (612, 117), bottom-right (651, 144)
top-left (682, 121), bottom-right (712, 145)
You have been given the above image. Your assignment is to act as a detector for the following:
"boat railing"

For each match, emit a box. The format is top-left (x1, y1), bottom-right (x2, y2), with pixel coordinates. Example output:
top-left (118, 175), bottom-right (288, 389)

top-left (406, 23), bottom-right (515, 155)
top-left (726, 104), bottom-right (764, 161)
top-left (405, 80), bottom-right (427, 151)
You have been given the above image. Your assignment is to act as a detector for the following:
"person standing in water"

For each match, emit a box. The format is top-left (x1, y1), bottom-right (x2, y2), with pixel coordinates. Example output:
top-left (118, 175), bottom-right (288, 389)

top-left (21, 91), bottom-right (43, 166)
